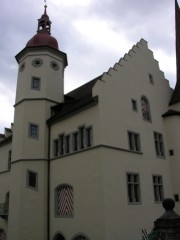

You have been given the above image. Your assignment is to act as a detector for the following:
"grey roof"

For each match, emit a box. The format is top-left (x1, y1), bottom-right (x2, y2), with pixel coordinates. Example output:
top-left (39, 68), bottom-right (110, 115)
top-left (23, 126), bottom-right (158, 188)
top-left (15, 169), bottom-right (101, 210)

top-left (47, 75), bottom-right (102, 125)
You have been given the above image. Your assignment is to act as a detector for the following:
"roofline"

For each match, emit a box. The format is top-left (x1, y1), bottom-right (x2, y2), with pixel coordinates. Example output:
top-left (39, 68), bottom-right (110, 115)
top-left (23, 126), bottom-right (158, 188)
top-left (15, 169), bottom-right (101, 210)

top-left (47, 96), bottom-right (98, 126)
top-left (0, 135), bottom-right (12, 147)
top-left (15, 46), bottom-right (68, 67)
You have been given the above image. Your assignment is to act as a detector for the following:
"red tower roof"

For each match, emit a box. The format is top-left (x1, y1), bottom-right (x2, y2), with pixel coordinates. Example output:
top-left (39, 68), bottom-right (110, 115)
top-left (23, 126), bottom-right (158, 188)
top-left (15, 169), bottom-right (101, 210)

top-left (26, 4), bottom-right (59, 50)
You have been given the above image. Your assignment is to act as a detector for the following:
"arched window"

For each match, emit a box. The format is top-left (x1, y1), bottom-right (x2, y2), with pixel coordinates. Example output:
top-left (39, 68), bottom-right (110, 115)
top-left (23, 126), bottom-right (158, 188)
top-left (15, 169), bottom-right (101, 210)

top-left (0, 229), bottom-right (6, 240)
top-left (53, 233), bottom-right (66, 240)
top-left (141, 96), bottom-right (151, 121)
top-left (56, 185), bottom-right (73, 217)
top-left (73, 234), bottom-right (90, 240)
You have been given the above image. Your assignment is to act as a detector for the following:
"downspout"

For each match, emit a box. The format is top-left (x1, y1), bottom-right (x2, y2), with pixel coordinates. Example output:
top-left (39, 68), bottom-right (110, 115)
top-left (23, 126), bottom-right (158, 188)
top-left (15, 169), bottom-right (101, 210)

top-left (47, 123), bottom-right (51, 240)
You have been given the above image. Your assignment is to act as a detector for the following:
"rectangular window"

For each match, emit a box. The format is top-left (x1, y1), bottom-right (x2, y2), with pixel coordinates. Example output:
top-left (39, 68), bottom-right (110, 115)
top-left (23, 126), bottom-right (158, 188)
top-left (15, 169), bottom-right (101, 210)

top-left (149, 73), bottom-right (154, 85)
top-left (65, 135), bottom-right (70, 154)
top-left (59, 134), bottom-right (64, 155)
top-left (54, 139), bottom-right (59, 157)
top-left (27, 170), bottom-right (38, 190)
top-left (131, 99), bottom-right (137, 111)
top-left (8, 150), bottom-right (11, 170)
top-left (128, 131), bottom-right (141, 152)
top-left (31, 77), bottom-right (40, 90)
top-left (153, 175), bottom-right (164, 202)
top-left (127, 173), bottom-right (141, 204)
top-left (29, 123), bottom-right (39, 139)
top-left (72, 132), bottom-right (78, 151)
top-left (79, 126), bottom-right (85, 149)
top-left (174, 194), bottom-right (179, 202)
top-left (154, 132), bottom-right (165, 157)
top-left (86, 126), bottom-right (92, 147)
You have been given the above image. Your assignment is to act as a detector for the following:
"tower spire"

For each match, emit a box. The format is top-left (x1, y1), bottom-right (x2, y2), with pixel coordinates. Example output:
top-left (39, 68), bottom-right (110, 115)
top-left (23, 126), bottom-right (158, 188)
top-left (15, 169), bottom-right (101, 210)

top-left (169, 0), bottom-right (180, 105)
top-left (37, 1), bottom-right (52, 35)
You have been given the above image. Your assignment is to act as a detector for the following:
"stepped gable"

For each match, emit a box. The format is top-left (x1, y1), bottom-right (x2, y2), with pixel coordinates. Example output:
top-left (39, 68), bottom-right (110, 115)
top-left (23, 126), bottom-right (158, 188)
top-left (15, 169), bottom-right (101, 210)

top-left (100, 38), bottom-right (165, 82)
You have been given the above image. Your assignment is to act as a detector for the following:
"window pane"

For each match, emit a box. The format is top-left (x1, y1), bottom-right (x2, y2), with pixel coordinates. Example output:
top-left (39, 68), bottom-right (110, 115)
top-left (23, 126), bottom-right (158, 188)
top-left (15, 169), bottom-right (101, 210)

top-left (29, 124), bottom-right (38, 139)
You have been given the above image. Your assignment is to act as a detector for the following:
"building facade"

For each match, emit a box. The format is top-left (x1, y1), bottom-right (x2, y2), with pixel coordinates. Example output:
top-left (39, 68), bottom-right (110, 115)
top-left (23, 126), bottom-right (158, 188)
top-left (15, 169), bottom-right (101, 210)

top-left (0, 1), bottom-right (180, 240)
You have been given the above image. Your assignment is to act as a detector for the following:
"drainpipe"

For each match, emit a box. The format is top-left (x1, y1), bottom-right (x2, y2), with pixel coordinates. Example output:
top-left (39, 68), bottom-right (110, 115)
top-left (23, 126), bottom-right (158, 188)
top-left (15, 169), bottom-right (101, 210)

top-left (47, 123), bottom-right (51, 240)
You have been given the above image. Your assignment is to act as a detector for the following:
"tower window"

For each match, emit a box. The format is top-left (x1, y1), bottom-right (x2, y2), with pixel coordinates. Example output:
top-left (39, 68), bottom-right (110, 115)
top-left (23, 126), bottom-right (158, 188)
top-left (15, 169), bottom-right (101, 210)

top-left (27, 170), bottom-right (38, 190)
top-left (50, 60), bottom-right (59, 71)
top-left (32, 58), bottom-right (43, 68)
top-left (29, 123), bottom-right (39, 139)
top-left (31, 77), bottom-right (40, 90)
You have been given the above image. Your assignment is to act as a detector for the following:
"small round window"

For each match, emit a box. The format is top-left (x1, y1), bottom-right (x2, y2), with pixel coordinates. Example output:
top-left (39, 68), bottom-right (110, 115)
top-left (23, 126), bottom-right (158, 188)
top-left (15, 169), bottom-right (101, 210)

top-left (20, 62), bottom-right (26, 72)
top-left (50, 61), bottom-right (59, 71)
top-left (32, 58), bottom-right (43, 68)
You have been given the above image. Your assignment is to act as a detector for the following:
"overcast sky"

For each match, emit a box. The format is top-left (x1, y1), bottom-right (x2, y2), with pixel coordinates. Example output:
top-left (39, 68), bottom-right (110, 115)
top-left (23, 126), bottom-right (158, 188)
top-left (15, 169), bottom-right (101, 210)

top-left (0, 0), bottom-right (177, 133)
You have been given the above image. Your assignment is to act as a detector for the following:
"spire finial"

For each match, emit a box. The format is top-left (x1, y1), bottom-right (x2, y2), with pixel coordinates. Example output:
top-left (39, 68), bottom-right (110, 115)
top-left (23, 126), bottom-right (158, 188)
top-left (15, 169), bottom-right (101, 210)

top-left (44, 0), bottom-right (47, 15)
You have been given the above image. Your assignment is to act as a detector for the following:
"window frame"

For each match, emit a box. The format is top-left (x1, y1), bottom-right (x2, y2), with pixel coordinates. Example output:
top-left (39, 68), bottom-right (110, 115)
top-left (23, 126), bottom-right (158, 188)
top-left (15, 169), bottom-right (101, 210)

top-left (72, 131), bottom-right (79, 152)
top-left (141, 96), bottom-right (151, 122)
top-left (31, 76), bottom-right (41, 91)
top-left (8, 150), bottom-right (11, 170)
top-left (131, 99), bottom-right (138, 112)
top-left (152, 175), bottom-right (164, 203)
top-left (126, 172), bottom-right (141, 204)
top-left (149, 73), bottom-right (154, 85)
top-left (59, 134), bottom-right (64, 155)
top-left (26, 169), bottom-right (38, 190)
top-left (79, 126), bottom-right (85, 150)
top-left (128, 131), bottom-right (141, 152)
top-left (54, 139), bottom-right (59, 157)
top-left (65, 135), bottom-right (70, 154)
top-left (86, 126), bottom-right (93, 148)
top-left (154, 131), bottom-right (165, 158)
top-left (28, 123), bottom-right (39, 139)
top-left (55, 184), bottom-right (74, 218)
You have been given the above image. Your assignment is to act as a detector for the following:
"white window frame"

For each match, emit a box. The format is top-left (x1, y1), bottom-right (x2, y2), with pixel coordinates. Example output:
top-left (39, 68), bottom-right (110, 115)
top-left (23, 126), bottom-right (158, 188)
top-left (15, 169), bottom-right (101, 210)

top-left (127, 172), bottom-right (141, 204)
top-left (152, 175), bottom-right (164, 202)
top-left (128, 131), bottom-right (141, 152)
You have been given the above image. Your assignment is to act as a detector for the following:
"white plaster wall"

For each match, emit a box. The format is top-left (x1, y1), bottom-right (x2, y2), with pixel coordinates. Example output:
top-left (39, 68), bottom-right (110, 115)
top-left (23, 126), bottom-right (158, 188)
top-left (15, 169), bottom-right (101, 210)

top-left (50, 104), bottom-right (101, 158)
top-left (8, 161), bottom-right (48, 240)
top-left (49, 39), bottom-right (174, 240)
top-left (163, 116), bottom-right (180, 213)
top-left (0, 143), bottom-right (12, 172)
top-left (12, 100), bottom-right (53, 161)
top-left (50, 148), bottom-right (105, 240)
top-left (16, 50), bottom-right (65, 104)
top-left (93, 40), bottom-right (172, 150)
top-left (101, 147), bottom-right (172, 240)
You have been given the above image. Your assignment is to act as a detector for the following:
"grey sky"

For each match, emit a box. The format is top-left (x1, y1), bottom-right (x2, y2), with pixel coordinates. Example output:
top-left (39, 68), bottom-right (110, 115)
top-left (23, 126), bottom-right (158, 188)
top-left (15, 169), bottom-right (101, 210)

top-left (0, 0), bottom-right (177, 132)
